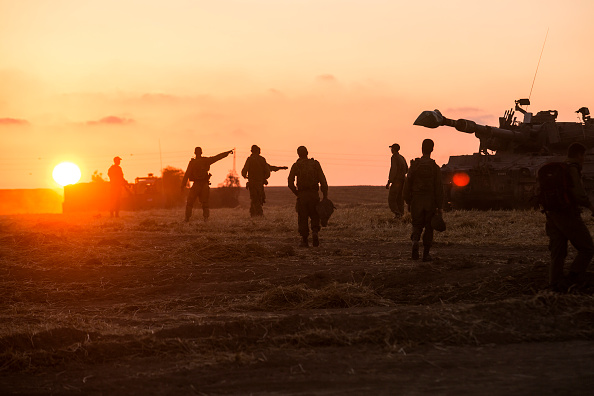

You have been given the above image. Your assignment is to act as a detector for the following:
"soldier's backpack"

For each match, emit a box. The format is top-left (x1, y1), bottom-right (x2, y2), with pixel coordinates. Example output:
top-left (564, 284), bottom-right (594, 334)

top-left (409, 158), bottom-right (437, 193)
top-left (296, 158), bottom-right (320, 191)
top-left (537, 162), bottom-right (573, 212)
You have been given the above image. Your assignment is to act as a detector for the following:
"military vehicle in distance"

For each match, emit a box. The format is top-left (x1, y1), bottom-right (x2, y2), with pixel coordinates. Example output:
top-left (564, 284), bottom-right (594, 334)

top-left (62, 171), bottom-right (240, 213)
top-left (414, 99), bottom-right (594, 209)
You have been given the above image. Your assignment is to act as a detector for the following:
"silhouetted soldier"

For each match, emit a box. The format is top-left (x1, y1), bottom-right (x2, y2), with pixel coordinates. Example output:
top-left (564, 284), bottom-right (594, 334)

top-left (386, 143), bottom-right (408, 218)
top-left (241, 145), bottom-right (288, 217)
top-left (404, 139), bottom-right (444, 261)
top-left (544, 142), bottom-right (594, 291)
top-left (181, 147), bottom-right (233, 222)
top-left (108, 156), bottom-right (127, 218)
top-left (288, 146), bottom-right (328, 247)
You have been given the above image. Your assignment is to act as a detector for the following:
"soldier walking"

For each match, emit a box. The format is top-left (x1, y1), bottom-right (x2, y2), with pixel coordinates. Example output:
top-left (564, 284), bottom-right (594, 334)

top-left (108, 156), bottom-right (127, 218)
top-left (404, 139), bottom-right (444, 261)
top-left (542, 142), bottom-right (594, 291)
top-left (386, 143), bottom-right (408, 218)
top-left (181, 147), bottom-right (233, 222)
top-left (241, 145), bottom-right (288, 217)
top-left (288, 146), bottom-right (328, 247)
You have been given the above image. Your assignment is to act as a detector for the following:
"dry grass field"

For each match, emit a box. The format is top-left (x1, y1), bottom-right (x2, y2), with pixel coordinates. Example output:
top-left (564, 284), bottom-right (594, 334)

top-left (1, 186), bottom-right (594, 395)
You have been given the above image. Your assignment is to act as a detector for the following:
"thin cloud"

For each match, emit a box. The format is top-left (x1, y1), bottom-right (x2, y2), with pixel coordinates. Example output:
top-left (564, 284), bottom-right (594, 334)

top-left (86, 116), bottom-right (135, 126)
top-left (316, 74), bottom-right (338, 83)
top-left (268, 88), bottom-right (285, 97)
top-left (0, 117), bottom-right (29, 125)
top-left (140, 93), bottom-right (180, 104)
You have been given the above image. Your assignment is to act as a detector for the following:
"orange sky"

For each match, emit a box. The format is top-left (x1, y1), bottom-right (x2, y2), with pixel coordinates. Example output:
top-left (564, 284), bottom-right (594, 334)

top-left (1, 0), bottom-right (593, 189)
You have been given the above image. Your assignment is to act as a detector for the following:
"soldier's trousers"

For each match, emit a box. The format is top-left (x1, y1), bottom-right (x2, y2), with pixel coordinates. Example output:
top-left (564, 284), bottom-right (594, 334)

top-left (248, 182), bottom-right (265, 217)
top-left (109, 184), bottom-right (122, 216)
top-left (410, 195), bottom-right (437, 248)
top-left (545, 211), bottom-right (594, 285)
top-left (388, 179), bottom-right (405, 215)
top-left (296, 190), bottom-right (320, 237)
top-left (186, 181), bottom-right (210, 220)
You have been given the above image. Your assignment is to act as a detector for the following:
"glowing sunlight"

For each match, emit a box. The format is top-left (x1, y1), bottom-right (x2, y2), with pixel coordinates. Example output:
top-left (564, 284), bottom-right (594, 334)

top-left (52, 162), bottom-right (82, 186)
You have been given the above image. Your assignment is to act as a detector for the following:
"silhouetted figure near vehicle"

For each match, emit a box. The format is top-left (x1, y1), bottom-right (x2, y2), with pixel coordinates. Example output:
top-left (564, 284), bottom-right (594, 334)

top-left (404, 139), bottom-right (444, 261)
top-left (241, 145), bottom-right (288, 217)
top-left (108, 156), bottom-right (127, 218)
top-left (386, 143), bottom-right (408, 218)
top-left (181, 147), bottom-right (233, 222)
top-left (288, 146), bottom-right (328, 247)
top-left (540, 142), bottom-right (594, 291)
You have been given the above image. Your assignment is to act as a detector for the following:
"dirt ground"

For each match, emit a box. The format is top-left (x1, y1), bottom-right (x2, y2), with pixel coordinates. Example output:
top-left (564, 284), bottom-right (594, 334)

top-left (1, 187), bottom-right (594, 395)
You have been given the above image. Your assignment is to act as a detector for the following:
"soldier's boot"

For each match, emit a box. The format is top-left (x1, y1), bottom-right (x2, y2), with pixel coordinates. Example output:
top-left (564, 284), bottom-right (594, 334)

top-left (411, 241), bottom-right (419, 260)
top-left (203, 208), bottom-right (210, 222)
top-left (422, 247), bottom-right (432, 262)
top-left (299, 236), bottom-right (309, 248)
top-left (312, 232), bottom-right (320, 247)
top-left (184, 207), bottom-right (192, 222)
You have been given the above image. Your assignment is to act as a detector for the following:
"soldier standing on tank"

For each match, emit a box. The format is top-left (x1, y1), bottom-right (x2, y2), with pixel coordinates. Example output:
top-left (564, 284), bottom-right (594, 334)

top-left (403, 139), bottom-right (444, 261)
top-left (241, 145), bottom-right (288, 217)
top-left (181, 147), bottom-right (233, 222)
top-left (386, 143), bottom-right (408, 218)
top-left (544, 142), bottom-right (594, 291)
top-left (108, 156), bottom-right (127, 218)
top-left (288, 146), bottom-right (328, 247)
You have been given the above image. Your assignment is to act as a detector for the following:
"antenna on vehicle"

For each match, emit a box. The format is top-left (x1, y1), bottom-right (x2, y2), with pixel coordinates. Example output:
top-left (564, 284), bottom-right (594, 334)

top-left (528, 28), bottom-right (549, 106)
top-left (159, 138), bottom-right (165, 199)
top-left (159, 138), bottom-right (163, 175)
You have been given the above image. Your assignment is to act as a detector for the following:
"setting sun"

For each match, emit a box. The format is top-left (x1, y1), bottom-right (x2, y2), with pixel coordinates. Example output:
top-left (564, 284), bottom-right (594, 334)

top-left (452, 172), bottom-right (470, 187)
top-left (52, 162), bottom-right (82, 187)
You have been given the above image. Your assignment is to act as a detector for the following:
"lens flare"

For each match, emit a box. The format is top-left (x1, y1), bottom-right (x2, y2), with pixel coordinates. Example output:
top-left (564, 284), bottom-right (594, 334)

top-left (452, 172), bottom-right (470, 187)
top-left (53, 162), bottom-right (82, 186)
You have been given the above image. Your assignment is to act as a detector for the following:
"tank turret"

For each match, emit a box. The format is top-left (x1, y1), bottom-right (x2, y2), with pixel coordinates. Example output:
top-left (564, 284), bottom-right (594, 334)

top-left (414, 99), bottom-right (594, 156)
top-left (413, 99), bottom-right (594, 209)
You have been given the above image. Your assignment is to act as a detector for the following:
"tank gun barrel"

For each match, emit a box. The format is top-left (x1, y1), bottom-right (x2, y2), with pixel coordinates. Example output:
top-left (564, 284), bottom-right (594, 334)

top-left (414, 110), bottom-right (529, 143)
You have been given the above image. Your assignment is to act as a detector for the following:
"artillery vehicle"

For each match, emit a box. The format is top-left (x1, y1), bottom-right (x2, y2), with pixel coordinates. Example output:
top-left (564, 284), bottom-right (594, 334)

top-left (414, 99), bottom-right (594, 209)
top-left (62, 174), bottom-right (165, 213)
top-left (62, 172), bottom-right (240, 213)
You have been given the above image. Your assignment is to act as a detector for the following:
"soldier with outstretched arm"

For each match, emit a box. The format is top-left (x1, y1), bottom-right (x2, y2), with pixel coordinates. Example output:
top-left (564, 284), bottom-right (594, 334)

top-left (241, 145), bottom-right (288, 217)
top-left (181, 147), bottom-right (233, 222)
top-left (288, 146), bottom-right (328, 247)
